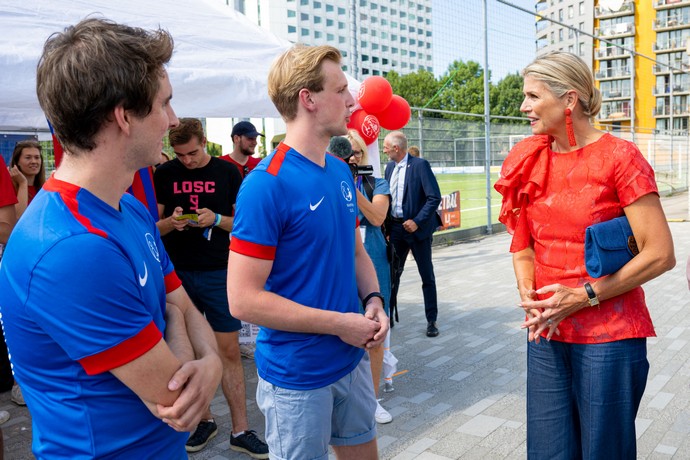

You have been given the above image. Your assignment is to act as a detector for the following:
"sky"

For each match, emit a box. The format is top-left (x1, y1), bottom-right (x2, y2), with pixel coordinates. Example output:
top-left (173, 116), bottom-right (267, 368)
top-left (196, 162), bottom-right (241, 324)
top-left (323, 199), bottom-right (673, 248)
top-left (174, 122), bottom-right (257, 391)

top-left (432, 0), bottom-right (537, 81)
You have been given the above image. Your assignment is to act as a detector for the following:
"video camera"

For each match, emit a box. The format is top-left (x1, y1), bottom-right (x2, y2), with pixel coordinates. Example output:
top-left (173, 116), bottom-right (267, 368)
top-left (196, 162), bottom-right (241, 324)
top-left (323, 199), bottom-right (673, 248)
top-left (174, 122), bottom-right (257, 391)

top-left (348, 164), bottom-right (373, 178)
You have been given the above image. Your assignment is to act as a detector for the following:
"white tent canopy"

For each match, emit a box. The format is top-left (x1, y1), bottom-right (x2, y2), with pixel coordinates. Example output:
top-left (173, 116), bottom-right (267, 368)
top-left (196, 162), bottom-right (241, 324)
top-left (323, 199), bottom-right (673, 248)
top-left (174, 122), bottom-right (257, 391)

top-left (0, 0), bottom-right (381, 173)
top-left (1, 0), bottom-right (296, 131)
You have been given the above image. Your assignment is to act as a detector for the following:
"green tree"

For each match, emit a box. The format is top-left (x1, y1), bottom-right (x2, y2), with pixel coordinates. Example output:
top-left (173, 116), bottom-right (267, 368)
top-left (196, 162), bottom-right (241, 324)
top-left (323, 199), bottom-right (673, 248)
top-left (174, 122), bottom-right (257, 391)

top-left (385, 68), bottom-right (442, 112)
top-left (436, 60), bottom-right (487, 118)
top-left (490, 72), bottom-right (524, 122)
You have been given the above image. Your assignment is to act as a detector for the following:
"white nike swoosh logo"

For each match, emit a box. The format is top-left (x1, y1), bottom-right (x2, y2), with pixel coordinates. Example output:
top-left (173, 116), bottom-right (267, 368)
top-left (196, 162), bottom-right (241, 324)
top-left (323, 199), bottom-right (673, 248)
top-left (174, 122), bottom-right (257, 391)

top-left (138, 262), bottom-right (148, 287)
top-left (309, 197), bottom-right (325, 211)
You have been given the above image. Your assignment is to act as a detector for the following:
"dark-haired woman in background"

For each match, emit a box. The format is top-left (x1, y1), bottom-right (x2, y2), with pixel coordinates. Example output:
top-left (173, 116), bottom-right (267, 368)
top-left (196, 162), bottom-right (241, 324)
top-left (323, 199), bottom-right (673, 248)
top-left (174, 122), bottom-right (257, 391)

top-left (10, 140), bottom-right (45, 218)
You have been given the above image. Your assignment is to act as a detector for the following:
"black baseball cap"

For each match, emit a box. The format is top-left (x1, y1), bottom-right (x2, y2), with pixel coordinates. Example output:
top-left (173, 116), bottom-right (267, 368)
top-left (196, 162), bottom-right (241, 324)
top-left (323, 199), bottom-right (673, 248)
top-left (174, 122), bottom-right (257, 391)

top-left (231, 121), bottom-right (263, 138)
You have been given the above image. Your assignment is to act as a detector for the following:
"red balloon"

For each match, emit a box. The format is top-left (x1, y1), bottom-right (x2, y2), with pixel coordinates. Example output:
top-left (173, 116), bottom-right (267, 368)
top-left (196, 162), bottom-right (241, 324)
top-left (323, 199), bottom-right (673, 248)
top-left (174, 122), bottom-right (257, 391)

top-left (358, 76), bottom-right (393, 114)
top-left (348, 109), bottom-right (380, 145)
top-left (374, 94), bottom-right (411, 130)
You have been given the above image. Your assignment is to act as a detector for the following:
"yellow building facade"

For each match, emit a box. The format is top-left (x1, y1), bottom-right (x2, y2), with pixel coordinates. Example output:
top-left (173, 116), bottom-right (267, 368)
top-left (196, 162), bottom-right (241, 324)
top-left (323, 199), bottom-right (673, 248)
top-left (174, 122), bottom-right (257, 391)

top-left (594, 0), bottom-right (690, 133)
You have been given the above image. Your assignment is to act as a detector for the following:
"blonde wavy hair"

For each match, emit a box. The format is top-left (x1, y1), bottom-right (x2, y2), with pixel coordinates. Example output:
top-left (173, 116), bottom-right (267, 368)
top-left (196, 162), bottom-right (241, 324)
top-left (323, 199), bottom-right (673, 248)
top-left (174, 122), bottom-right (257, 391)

top-left (346, 130), bottom-right (369, 165)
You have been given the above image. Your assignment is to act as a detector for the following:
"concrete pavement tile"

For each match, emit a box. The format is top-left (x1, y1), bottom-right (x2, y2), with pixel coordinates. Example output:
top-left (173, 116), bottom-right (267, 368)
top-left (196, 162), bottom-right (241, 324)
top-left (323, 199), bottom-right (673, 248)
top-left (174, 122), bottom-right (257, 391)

top-left (670, 411), bottom-right (690, 434)
top-left (428, 403), bottom-right (452, 416)
top-left (462, 398), bottom-right (498, 416)
top-left (409, 392), bottom-right (434, 404)
top-left (449, 371), bottom-right (472, 381)
top-left (646, 374), bottom-right (673, 396)
top-left (636, 418), bottom-right (654, 439)
top-left (378, 435), bottom-right (397, 450)
top-left (416, 452), bottom-right (454, 460)
top-left (667, 339), bottom-right (687, 351)
top-left (426, 356), bottom-right (453, 368)
top-left (666, 326), bottom-right (685, 338)
top-left (654, 444), bottom-right (678, 455)
top-left (390, 452), bottom-right (419, 460)
top-left (419, 346), bottom-right (444, 357)
top-left (406, 437), bottom-right (438, 454)
top-left (648, 392), bottom-right (675, 410)
top-left (456, 415), bottom-right (506, 437)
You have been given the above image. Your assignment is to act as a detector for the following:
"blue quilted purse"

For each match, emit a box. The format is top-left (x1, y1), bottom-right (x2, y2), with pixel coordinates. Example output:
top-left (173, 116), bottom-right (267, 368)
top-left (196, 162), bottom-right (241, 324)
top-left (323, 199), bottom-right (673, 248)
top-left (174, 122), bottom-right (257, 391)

top-left (584, 216), bottom-right (639, 278)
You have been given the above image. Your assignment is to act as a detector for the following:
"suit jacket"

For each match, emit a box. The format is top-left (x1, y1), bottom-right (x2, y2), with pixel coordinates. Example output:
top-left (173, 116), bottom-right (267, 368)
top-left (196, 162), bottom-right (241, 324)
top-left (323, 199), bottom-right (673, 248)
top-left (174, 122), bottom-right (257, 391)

top-left (385, 155), bottom-right (442, 241)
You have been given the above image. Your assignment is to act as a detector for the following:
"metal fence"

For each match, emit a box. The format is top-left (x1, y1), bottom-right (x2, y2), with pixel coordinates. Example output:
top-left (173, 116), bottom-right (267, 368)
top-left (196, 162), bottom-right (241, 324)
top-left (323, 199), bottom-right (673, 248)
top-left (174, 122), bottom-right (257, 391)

top-left (374, 108), bottom-right (690, 234)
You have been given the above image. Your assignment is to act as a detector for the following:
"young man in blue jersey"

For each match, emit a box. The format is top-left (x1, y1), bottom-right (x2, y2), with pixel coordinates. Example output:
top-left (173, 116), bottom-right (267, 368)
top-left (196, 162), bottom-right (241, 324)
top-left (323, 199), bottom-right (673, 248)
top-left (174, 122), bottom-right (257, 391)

top-left (227, 45), bottom-right (389, 460)
top-left (0, 18), bottom-right (222, 458)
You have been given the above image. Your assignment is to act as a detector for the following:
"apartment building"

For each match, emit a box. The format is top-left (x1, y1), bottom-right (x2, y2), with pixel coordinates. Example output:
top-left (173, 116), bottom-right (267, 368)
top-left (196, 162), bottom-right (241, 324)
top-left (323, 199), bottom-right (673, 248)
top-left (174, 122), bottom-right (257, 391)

top-left (535, 0), bottom-right (595, 67)
top-left (239, 0), bottom-right (433, 80)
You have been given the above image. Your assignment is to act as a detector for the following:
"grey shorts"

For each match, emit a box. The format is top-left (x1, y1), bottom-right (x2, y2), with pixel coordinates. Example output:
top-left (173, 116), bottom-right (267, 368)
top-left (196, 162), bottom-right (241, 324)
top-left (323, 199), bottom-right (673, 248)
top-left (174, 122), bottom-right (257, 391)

top-left (256, 354), bottom-right (377, 460)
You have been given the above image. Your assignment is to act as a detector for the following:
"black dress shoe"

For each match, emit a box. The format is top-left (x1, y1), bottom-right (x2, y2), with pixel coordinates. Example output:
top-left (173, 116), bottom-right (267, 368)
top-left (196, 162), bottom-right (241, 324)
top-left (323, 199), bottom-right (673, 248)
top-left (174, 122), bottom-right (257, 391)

top-left (426, 321), bottom-right (439, 337)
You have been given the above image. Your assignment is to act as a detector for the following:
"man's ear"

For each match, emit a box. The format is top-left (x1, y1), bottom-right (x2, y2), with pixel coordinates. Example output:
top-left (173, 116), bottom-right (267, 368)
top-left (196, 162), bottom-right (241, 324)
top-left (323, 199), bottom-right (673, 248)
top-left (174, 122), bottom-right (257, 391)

top-left (113, 106), bottom-right (131, 135)
top-left (299, 89), bottom-right (315, 111)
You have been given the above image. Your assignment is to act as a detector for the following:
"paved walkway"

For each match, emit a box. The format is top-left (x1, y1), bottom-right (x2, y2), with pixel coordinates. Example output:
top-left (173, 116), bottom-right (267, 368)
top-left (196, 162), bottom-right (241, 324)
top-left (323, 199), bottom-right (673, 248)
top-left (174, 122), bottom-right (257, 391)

top-left (2, 194), bottom-right (689, 459)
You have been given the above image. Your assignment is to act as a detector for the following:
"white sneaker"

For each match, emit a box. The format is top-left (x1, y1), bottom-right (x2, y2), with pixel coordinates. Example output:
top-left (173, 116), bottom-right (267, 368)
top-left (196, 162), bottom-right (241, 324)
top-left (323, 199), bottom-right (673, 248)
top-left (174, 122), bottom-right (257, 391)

top-left (0, 410), bottom-right (9, 425)
top-left (375, 401), bottom-right (392, 424)
top-left (11, 384), bottom-right (25, 406)
top-left (239, 343), bottom-right (255, 360)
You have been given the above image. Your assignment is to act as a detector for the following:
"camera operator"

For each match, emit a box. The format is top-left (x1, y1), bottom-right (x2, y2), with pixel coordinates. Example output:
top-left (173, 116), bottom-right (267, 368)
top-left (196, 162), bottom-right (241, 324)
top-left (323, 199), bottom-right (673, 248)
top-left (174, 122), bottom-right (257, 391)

top-left (327, 131), bottom-right (393, 424)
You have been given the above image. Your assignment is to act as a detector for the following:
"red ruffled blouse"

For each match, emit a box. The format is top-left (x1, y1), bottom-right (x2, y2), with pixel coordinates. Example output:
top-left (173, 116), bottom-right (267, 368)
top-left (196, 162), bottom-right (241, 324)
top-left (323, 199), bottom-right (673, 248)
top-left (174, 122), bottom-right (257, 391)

top-left (495, 133), bottom-right (658, 344)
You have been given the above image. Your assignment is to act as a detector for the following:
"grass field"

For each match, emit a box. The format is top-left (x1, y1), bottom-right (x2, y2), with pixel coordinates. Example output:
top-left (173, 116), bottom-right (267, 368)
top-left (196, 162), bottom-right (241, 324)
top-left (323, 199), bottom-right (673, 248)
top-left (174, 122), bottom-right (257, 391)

top-left (435, 172), bottom-right (502, 230)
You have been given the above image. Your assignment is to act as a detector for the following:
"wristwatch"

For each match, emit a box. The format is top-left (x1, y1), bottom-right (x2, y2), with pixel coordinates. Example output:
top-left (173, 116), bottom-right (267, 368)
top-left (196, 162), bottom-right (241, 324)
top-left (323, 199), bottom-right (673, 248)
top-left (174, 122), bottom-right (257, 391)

top-left (583, 282), bottom-right (600, 307)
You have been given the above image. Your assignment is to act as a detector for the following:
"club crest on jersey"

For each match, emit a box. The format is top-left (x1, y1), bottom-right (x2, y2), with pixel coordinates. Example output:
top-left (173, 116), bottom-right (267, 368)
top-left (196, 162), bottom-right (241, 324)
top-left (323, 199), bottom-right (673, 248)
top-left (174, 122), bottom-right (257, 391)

top-left (340, 181), bottom-right (353, 202)
top-left (145, 233), bottom-right (160, 262)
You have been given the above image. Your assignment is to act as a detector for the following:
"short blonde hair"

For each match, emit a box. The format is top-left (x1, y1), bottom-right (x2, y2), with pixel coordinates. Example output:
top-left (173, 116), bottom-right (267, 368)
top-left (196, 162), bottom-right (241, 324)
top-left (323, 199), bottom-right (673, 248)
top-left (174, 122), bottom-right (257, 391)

top-left (346, 129), bottom-right (369, 165)
top-left (267, 44), bottom-right (341, 121)
top-left (408, 145), bottom-right (420, 157)
top-left (523, 51), bottom-right (601, 117)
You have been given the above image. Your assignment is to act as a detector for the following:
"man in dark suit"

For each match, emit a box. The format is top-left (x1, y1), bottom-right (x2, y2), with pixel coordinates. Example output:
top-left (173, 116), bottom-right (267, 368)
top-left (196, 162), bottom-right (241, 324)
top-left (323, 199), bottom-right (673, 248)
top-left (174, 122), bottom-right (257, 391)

top-left (384, 131), bottom-right (442, 337)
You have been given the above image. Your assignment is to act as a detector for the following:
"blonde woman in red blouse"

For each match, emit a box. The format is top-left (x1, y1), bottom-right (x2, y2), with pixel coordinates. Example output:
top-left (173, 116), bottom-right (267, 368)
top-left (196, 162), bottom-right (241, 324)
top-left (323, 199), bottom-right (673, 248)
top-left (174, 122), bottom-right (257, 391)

top-left (495, 52), bottom-right (675, 459)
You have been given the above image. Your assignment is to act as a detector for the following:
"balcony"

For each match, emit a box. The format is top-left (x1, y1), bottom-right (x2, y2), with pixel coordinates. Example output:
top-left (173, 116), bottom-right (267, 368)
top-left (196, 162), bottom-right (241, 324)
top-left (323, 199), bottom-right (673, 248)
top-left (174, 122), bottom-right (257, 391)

top-left (602, 88), bottom-right (632, 100)
top-left (536, 19), bottom-right (549, 34)
top-left (655, 0), bottom-right (690, 10)
top-left (599, 105), bottom-right (631, 120)
top-left (594, 46), bottom-right (630, 60)
top-left (536, 1), bottom-right (548, 13)
top-left (653, 84), bottom-right (690, 95)
top-left (653, 37), bottom-right (688, 52)
top-left (595, 1), bottom-right (634, 19)
top-left (653, 104), bottom-right (690, 117)
top-left (595, 67), bottom-right (632, 80)
top-left (653, 15), bottom-right (690, 31)
top-left (653, 61), bottom-right (690, 74)
top-left (595, 22), bottom-right (635, 38)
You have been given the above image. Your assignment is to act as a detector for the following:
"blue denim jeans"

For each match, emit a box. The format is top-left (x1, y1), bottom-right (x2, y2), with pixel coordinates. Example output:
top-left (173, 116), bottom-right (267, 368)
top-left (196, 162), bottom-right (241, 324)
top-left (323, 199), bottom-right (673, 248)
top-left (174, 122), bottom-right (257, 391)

top-left (526, 337), bottom-right (649, 460)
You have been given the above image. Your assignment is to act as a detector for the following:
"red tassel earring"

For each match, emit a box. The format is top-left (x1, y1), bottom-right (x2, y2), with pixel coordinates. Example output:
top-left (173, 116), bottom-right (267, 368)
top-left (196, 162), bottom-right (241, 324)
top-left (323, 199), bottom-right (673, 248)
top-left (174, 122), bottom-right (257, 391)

top-left (564, 108), bottom-right (577, 147)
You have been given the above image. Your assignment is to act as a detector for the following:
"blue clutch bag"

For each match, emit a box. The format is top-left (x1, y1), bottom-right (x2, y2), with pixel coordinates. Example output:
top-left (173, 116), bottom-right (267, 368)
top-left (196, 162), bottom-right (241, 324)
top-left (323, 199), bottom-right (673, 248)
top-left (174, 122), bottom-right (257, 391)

top-left (584, 216), bottom-right (639, 278)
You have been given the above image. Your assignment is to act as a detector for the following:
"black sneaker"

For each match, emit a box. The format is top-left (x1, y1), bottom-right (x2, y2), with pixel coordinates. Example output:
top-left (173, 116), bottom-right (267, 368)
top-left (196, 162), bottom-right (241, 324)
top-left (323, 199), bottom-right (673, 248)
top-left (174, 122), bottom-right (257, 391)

top-left (230, 430), bottom-right (269, 459)
top-left (185, 420), bottom-right (218, 453)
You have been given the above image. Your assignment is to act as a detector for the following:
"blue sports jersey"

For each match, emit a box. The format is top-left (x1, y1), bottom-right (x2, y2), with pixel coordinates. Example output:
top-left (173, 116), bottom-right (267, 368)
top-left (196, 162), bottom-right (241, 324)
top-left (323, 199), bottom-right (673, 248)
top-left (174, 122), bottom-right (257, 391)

top-left (0, 177), bottom-right (187, 459)
top-left (230, 143), bottom-right (364, 390)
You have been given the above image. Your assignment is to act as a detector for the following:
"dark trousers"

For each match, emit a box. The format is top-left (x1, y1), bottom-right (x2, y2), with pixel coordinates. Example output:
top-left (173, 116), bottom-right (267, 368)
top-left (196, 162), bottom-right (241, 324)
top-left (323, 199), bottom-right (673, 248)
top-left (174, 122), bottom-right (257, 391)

top-left (389, 222), bottom-right (438, 323)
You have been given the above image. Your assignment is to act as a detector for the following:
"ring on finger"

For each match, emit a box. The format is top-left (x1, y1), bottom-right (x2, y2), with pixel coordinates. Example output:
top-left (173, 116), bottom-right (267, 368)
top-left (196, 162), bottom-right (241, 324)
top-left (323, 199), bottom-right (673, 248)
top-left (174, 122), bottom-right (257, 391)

top-left (546, 319), bottom-right (553, 326)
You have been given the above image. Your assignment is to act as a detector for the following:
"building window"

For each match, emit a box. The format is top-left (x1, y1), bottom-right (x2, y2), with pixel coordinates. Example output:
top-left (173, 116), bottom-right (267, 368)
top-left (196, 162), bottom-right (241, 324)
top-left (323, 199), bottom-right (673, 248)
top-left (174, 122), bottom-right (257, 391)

top-left (288, 25), bottom-right (296, 33)
top-left (568, 5), bottom-right (573, 18)
top-left (301, 13), bottom-right (309, 20)
top-left (372, 43), bottom-right (379, 50)
top-left (314, 1), bottom-right (321, 7)
top-left (362, 68), bottom-right (370, 75)
top-left (288, 10), bottom-right (296, 17)
top-left (559, 29), bottom-right (563, 40)
top-left (314, 31), bottom-right (322, 38)
top-left (382, 45), bottom-right (389, 52)
top-left (337, 7), bottom-right (345, 14)
top-left (327, 33), bottom-right (334, 41)
top-left (300, 0), bottom-right (308, 4)
top-left (326, 4), bottom-right (333, 12)
top-left (339, 36), bottom-right (346, 43)
top-left (371, 2), bottom-right (378, 9)
top-left (579, 2), bottom-right (584, 15)
top-left (558, 9), bottom-right (563, 21)
top-left (338, 22), bottom-right (345, 29)
top-left (301, 28), bottom-right (309, 36)
top-left (327, 19), bottom-right (333, 26)
top-left (579, 42), bottom-right (585, 56)
top-left (372, 56), bottom-right (379, 63)
top-left (314, 16), bottom-right (322, 23)
top-left (362, 54), bottom-right (370, 61)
